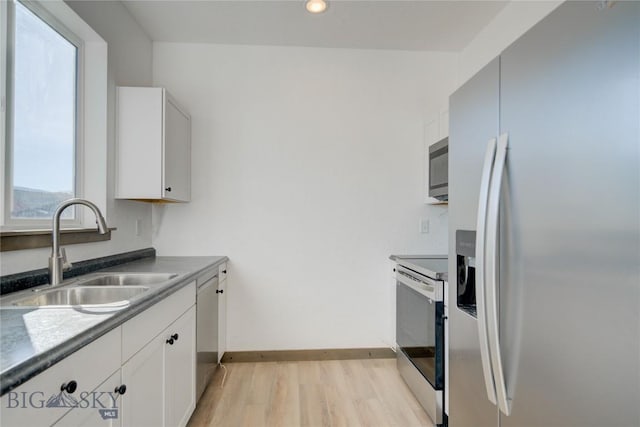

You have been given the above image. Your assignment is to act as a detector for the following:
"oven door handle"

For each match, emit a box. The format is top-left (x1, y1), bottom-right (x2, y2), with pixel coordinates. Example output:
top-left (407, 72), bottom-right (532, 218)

top-left (475, 137), bottom-right (498, 405)
top-left (396, 267), bottom-right (441, 302)
top-left (486, 133), bottom-right (511, 415)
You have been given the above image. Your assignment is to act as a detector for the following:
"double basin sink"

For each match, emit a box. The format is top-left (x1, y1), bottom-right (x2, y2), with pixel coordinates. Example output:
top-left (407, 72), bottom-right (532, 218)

top-left (3, 273), bottom-right (177, 309)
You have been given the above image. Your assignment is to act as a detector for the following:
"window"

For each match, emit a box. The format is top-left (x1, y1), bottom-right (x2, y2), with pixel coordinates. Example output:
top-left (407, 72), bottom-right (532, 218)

top-left (0, 0), bottom-right (108, 252)
top-left (1, 0), bottom-right (107, 241)
top-left (3, 0), bottom-right (82, 227)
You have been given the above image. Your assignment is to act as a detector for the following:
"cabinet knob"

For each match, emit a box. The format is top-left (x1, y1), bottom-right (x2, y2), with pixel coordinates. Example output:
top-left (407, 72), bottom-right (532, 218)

top-left (222, 270), bottom-right (227, 274)
top-left (165, 187), bottom-right (172, 192)
top-left (216, 289), bottom-right (224, 294)
top-left (61, 380), bottom-right (78, 394)
top-left (114, 384), bottom-right (127, 395)
top-left (166, 333), bottom-right (179, 345)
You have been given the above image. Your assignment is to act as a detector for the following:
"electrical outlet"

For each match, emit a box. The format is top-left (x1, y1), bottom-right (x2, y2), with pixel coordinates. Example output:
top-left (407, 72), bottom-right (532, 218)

top-left (420, 218), bottom-right (430, 234)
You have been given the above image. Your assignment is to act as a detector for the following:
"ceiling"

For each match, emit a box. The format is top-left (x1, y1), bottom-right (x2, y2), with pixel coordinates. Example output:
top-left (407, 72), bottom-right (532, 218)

top-left (121, 0), bottom-right (508, 51)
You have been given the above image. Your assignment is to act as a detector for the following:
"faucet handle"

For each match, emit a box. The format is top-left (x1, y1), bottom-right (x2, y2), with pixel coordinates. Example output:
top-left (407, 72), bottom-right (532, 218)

top-left (61, 248), bottom-right (73, 271)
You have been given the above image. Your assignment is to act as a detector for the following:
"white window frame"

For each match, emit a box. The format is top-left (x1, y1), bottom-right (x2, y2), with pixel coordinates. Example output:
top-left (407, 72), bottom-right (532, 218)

top-left (0, 0), bottom-right (108, 232)
top-left (3, 0), bottom-right (84, 229)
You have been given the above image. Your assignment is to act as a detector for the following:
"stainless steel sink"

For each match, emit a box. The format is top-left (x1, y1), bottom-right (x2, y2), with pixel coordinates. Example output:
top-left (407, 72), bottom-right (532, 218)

top-left (76, 273), bottom-right (177, 287)
top-left (11, 286), bottom-right (149, 307)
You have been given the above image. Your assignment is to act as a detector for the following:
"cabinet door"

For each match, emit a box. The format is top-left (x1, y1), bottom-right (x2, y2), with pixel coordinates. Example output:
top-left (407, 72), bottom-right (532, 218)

top-left (116, 86), bottom-right (164, 199)
top-left (217, 262), bottom-right (227, 363)
top-left (116, 86), bottom-right (191, 202)
top-left (163, 94), bottom-right (191, 202)
top-left (0, 328), bottom-right (121, 427)
top-left (438, 109), bottom-right (449, 139)
top-left (164, 306), bottom-right (196, 427)
top-left (53, 370), bottom-right (123, 427)
top-left (217, 277), bottom-right (227, 364)
top-left (121, 335), bottom-right (165, 427)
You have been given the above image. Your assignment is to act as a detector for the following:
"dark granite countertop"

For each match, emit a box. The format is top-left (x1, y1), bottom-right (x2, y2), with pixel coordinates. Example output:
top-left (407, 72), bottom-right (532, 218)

top-left (0, 255), bottom-right (228, 395)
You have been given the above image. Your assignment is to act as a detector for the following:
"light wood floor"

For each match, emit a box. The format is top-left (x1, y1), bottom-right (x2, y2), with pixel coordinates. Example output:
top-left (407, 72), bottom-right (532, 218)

top-left (187, 358), bottom-right (434, 427)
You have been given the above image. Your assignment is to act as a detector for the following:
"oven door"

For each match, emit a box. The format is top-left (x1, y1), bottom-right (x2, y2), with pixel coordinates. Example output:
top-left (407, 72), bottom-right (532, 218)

top-left (396, 272), bottom-right (444, 390)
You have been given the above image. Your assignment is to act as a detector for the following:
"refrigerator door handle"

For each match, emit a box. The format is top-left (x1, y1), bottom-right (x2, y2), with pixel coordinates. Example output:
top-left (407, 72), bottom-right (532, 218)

top-left (486, 132), bottom-right (511, 416)
top-left (475, 137), bottom-right (498, 405)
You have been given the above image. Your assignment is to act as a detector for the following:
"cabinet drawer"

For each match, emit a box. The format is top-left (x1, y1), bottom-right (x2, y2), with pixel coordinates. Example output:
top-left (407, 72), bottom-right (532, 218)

top-left (53, 369), bottom-right (123, 427)
top-left (0, 327), bottom-right (121, 427)
top-left (122, 282), bottom-right (195, 362)
top-left (218, 263), bottom-right (227, 283)
top-left (196, 266), bottom-right (217, 286)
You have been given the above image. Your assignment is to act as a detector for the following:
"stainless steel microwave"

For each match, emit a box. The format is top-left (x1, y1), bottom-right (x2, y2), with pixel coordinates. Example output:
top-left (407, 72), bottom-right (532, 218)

top-left (428, 137), bottom-right (448, 201)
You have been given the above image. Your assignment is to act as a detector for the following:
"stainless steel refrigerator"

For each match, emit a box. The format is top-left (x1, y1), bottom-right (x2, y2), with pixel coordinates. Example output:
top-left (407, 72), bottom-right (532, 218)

top-left (447, 2), bottom-right (639, 426)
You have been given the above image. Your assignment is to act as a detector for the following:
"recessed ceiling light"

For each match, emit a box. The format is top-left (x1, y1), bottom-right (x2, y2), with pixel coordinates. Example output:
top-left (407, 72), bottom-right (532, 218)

top-left (306, 0), bottom-right (327, 14)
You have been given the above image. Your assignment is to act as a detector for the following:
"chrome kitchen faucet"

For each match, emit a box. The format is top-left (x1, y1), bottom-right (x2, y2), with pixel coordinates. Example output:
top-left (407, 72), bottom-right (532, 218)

top-left (49, 199), bottom-right (109, 286)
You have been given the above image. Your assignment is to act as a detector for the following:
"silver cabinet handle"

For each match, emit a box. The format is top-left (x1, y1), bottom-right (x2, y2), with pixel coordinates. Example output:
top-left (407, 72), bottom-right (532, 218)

top-left (475, 137), bottom-right (498, 405)
top-left (486, 132), bottom-right (511, 415)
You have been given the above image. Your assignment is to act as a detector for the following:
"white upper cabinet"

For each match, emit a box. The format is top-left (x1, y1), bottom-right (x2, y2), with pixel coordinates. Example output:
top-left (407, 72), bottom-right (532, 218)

top-left (116, 87), bottom-right (191, 202)
top-left (439, 109), bottom-right (449, 139)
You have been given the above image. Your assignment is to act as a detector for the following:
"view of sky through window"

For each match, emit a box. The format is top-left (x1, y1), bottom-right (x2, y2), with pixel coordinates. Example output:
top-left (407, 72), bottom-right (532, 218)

top-left (11, 1), bottom-right (77, 219)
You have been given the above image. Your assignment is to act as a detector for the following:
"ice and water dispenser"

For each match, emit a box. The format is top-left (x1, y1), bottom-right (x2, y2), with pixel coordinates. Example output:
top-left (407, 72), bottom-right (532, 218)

top-left (456, 230), bottom-right (477, 317)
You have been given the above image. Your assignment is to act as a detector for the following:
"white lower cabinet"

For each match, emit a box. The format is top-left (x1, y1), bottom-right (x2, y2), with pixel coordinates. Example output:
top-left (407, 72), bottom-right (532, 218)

top-left (121, 296), bottom-right (196, 427)
top-left (217, 262), bottom-right (227, 364)
top-left (164, 307), bottom-right (196, 427)
top-left (1, 283), bottom-right (197, 427)
top-left (53, 370), bottom-right (124, 427)
top-left (121, 334), bottom-right (165, 427)
top-left (0, 328), bottom-right (121, 427)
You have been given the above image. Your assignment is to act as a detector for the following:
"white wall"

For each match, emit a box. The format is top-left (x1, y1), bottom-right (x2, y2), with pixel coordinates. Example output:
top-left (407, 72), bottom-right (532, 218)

top-left (0, 1), bottom-right (154, 275)
top-left (152, 43), bottom-right (456, 350)
top-left (456, 0), bottom-right (562, 89)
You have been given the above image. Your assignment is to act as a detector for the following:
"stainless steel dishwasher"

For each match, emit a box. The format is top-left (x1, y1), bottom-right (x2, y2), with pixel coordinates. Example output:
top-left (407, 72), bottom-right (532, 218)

top-left (196, 269), bottom-right (219, 401)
